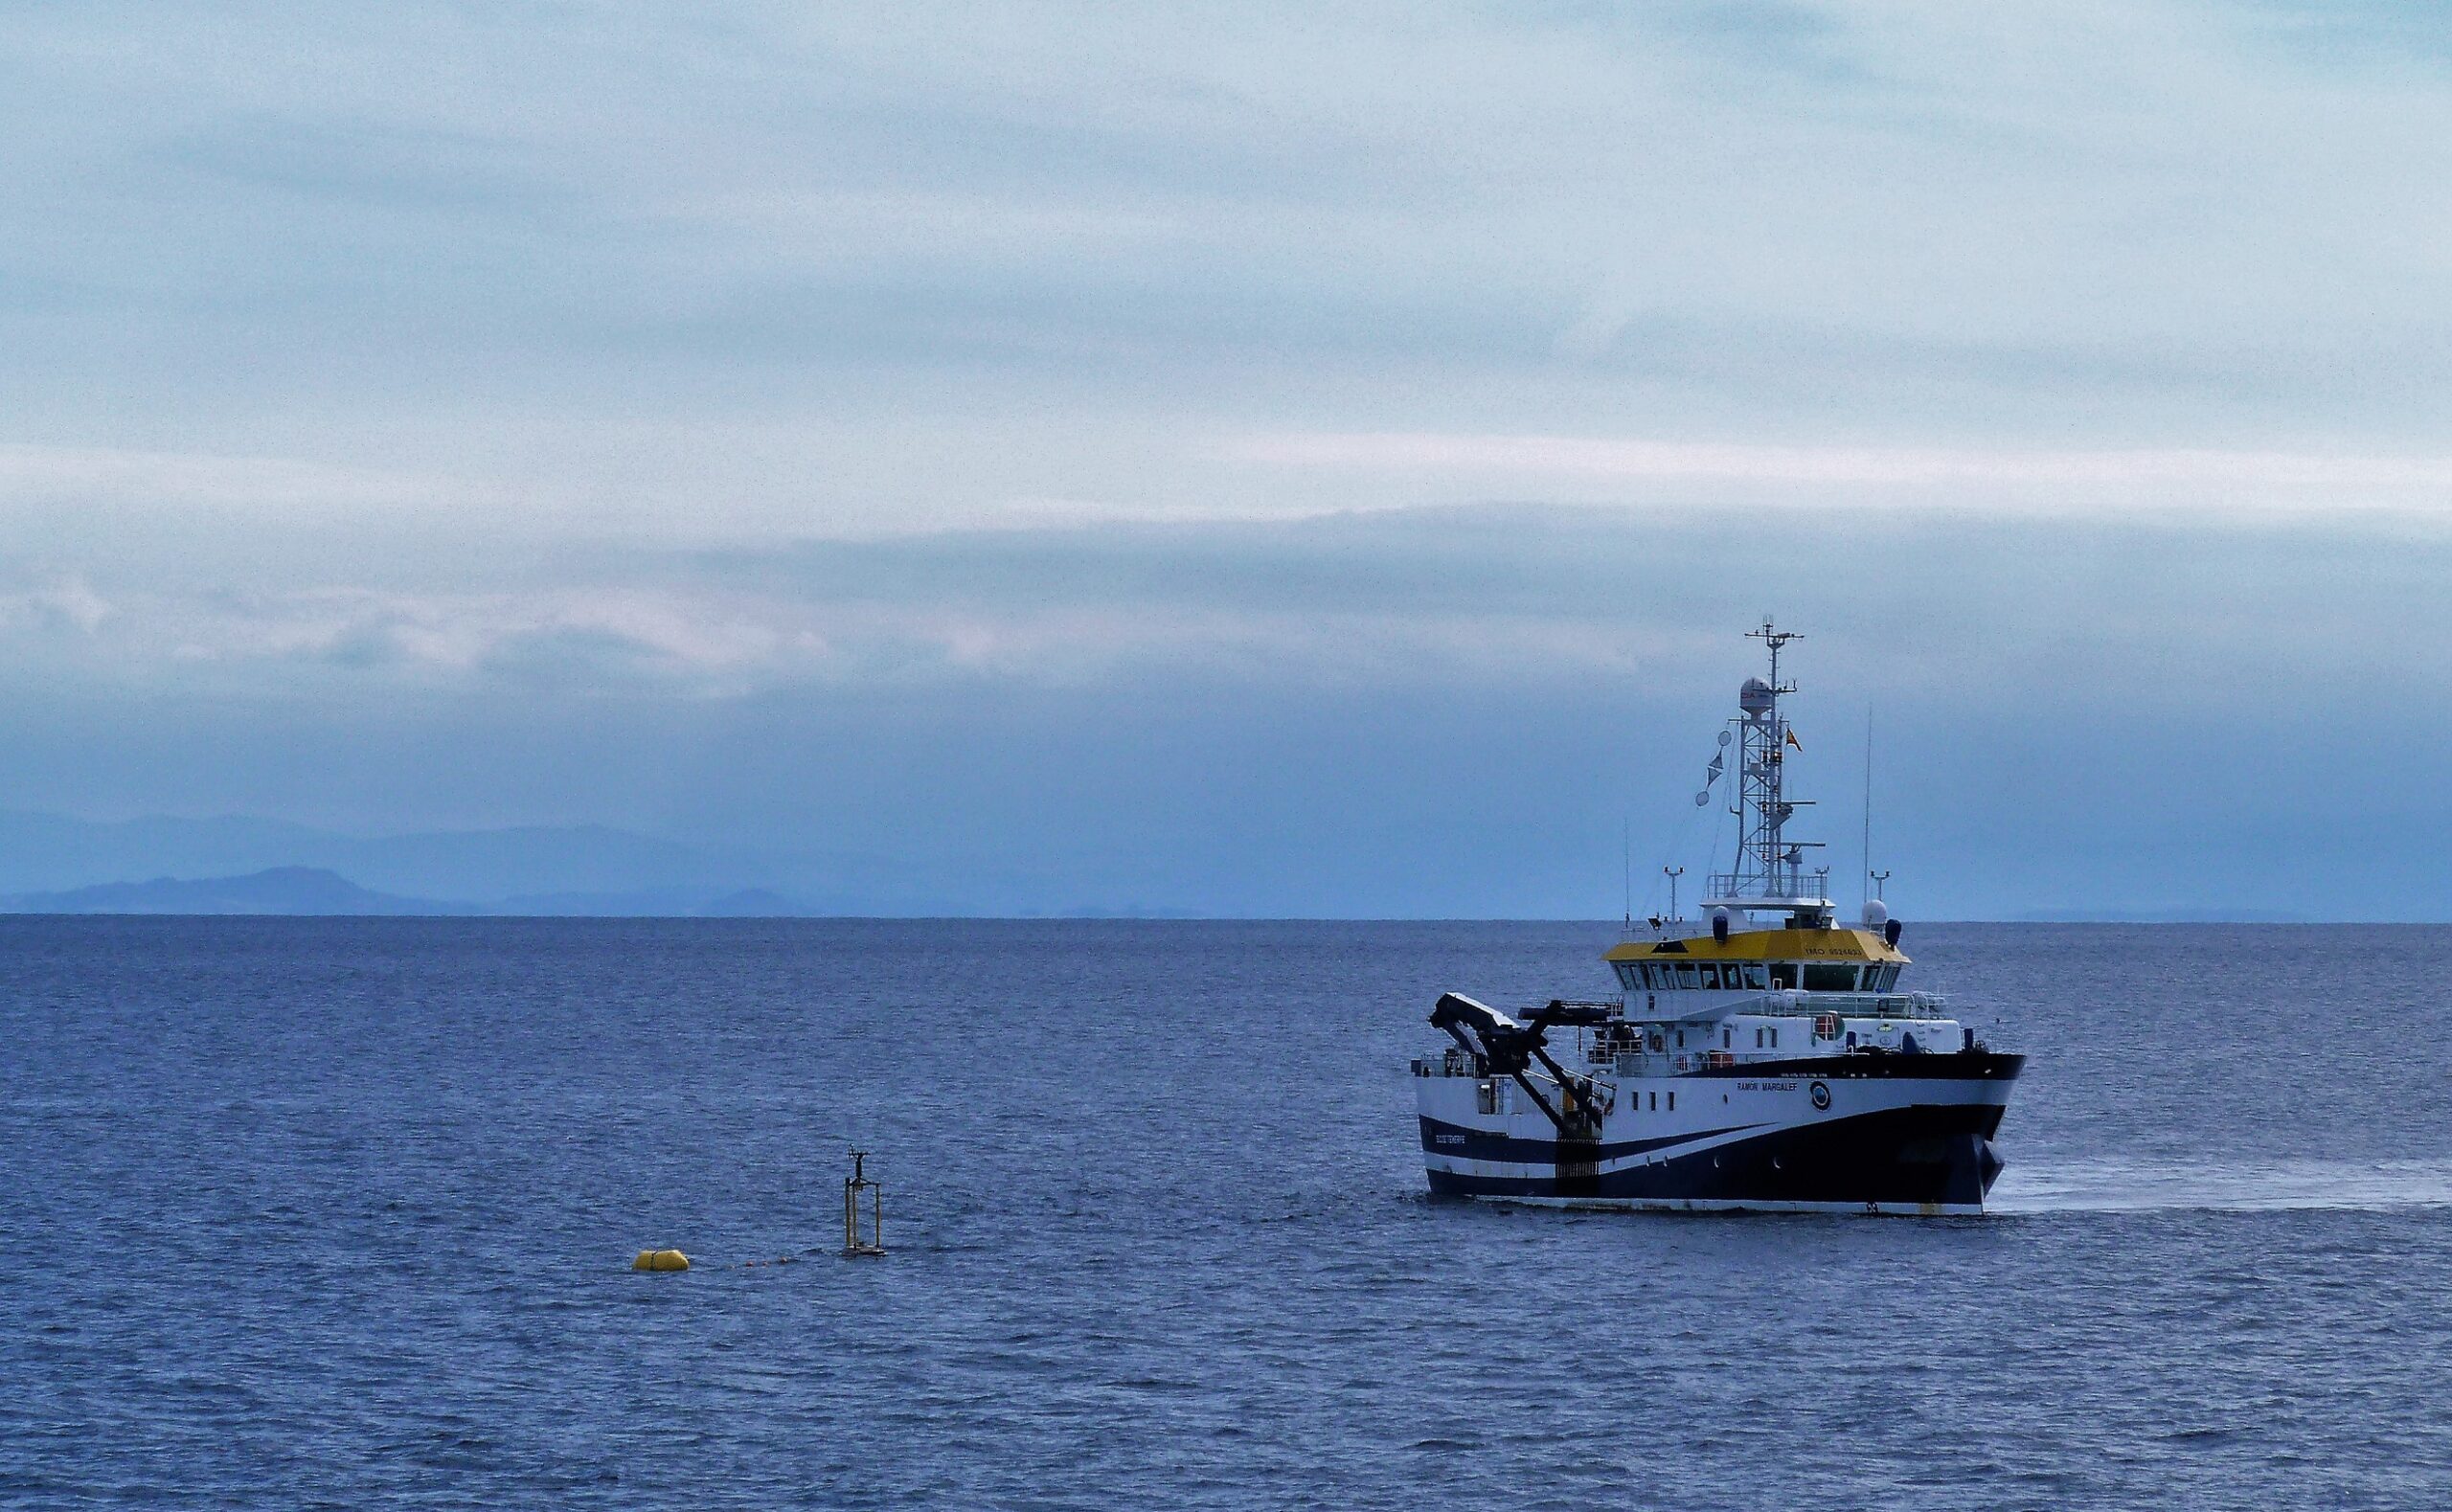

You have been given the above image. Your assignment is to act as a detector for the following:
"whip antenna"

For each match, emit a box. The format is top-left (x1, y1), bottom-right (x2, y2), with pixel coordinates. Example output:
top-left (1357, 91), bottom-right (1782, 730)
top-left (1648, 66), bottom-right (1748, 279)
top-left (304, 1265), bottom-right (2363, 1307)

top-left (1862, 704), bottom-right (1874, 913)
top-left (1622, 816), bottom-right (1631, 932)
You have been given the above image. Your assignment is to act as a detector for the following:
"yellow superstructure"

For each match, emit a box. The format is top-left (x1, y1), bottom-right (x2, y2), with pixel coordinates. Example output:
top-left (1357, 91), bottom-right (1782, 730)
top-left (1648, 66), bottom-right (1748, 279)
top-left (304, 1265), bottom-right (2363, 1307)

top-left (1603, 926), bottom-right (1908, 966)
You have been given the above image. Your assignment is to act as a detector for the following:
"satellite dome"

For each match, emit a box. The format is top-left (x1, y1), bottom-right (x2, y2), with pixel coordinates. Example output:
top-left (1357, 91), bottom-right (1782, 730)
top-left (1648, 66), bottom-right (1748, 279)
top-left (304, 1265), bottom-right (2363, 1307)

top-left (1739, 677), bottom-right (1776, 714)
top-left (1862, 898), bottom-right (1889, 931)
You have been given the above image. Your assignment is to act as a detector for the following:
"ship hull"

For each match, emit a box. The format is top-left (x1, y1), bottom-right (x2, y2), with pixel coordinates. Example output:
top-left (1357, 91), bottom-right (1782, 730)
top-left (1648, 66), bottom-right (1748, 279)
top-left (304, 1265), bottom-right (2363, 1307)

top-left (1418, 1053), bottom-right (2022, 1215)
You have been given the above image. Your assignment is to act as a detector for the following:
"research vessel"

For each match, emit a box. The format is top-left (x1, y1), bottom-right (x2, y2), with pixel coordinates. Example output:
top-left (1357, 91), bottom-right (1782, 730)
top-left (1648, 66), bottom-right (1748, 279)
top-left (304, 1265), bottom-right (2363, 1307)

top-left (1412, 622), bottom-right (2020, 1214)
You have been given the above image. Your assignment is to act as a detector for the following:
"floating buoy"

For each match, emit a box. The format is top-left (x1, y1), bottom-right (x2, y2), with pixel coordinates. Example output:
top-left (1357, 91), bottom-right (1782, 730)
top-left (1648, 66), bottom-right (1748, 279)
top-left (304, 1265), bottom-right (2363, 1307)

top-left (631, 1248), bottom-right (690, 1272)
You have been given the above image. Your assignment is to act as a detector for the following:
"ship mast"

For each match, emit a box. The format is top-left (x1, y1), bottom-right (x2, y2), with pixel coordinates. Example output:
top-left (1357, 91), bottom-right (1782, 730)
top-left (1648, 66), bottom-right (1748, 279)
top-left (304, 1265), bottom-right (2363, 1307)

top-left (1709, 620), bottom-right (1829, 921)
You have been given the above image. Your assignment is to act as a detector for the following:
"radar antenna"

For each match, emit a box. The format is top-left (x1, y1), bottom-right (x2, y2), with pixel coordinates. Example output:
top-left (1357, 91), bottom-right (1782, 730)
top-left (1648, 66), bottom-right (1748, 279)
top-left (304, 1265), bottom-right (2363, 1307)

top-left (1710, 620), bottom-right (1829, 921)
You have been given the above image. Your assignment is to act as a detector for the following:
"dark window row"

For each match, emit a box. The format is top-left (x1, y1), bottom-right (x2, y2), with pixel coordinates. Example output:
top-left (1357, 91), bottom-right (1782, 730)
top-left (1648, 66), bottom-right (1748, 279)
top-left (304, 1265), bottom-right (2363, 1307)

top-left (1615, 960), bottom-right (1901, 993)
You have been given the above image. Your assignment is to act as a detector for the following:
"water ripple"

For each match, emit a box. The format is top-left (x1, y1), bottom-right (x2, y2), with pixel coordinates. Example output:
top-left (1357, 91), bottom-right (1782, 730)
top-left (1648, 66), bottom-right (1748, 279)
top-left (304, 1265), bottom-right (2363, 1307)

top-left (4, 918), bottom-right (2450, 1508)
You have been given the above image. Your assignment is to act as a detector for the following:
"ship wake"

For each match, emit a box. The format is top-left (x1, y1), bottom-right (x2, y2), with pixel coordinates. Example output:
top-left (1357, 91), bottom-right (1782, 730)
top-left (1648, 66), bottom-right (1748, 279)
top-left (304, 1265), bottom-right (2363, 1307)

top-left (1990, 1158), bottom-right (2452, 1214)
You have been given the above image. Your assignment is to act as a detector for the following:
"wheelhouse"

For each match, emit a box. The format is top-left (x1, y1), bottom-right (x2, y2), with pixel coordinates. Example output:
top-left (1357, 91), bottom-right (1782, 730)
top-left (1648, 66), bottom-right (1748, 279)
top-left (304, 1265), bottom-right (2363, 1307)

top-left (1603, 927), bottom-right (1908, 997)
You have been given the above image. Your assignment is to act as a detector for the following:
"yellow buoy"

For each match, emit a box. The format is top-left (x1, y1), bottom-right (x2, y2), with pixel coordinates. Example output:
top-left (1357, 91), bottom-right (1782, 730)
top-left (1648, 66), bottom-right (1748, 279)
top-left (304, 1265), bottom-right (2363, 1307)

top-left (631, 1249), bottom-right (690, 1272)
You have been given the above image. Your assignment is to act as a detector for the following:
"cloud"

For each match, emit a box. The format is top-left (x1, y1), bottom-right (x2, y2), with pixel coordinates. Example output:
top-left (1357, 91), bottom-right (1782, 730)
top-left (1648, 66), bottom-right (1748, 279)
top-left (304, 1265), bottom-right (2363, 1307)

top-left (0, 494), bottom-right (2441, 914)
top-left (6, 4), bottom-right (2452, 912)
top-left (1224, 432), bottom-right (2452, 514)
top-left (8, 2), bottom-right (2452, 545)
top-left (0, 577), bottom-right (115, 635)
top-left (0, 501), bottom-right (2441, 722)
top-left (0, 441), bottom-right (483, 518)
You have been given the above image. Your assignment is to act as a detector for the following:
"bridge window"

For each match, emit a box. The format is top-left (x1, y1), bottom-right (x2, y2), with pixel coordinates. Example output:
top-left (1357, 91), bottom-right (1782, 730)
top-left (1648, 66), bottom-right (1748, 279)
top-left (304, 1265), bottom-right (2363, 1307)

top-left (1675, 964), bottom-right (1699, 989)
top-left (1769, 963), bottom-right (1798, 989)
top-left (1804, 963), bottom-right (1857, 992)
top-left (1740, 964), bottom-right (1768, 990)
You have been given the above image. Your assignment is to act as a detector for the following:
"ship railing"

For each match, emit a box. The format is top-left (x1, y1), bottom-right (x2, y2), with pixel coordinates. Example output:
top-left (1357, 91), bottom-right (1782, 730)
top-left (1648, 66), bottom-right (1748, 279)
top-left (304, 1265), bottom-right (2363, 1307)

top-left (1794, 991), bottom-right (1949, 1020)
top-left (1660, 988), bottom-right (1951, 1019)
top-left (1775, 984), bottom-right (1941, 1019)
top-left (1703, 870), bottom-right (1832, 904)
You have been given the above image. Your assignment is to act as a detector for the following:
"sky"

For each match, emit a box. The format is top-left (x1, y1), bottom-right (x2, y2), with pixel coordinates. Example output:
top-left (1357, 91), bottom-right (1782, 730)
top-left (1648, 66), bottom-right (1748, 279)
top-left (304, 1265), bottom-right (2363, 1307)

top-left (5, 1), bottom-right (2452, 917)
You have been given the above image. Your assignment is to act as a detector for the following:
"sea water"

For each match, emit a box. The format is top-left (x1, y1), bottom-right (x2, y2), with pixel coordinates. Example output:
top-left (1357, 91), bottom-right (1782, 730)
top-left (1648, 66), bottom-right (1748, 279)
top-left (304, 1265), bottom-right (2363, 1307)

top-left (5, 918), bottom-right (2449, 1509)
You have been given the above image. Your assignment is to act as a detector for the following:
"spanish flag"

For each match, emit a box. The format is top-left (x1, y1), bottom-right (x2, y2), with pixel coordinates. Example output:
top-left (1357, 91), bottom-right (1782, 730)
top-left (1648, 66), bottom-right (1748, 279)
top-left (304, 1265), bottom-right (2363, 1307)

top-left (1784, 728), bottom-right (1803, 752)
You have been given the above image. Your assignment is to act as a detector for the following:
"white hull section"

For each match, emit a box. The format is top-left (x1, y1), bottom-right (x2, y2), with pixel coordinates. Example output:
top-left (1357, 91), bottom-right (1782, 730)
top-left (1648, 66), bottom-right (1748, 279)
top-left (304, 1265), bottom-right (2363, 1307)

top-left (1416, 1055), bottom-right (2020, 1211)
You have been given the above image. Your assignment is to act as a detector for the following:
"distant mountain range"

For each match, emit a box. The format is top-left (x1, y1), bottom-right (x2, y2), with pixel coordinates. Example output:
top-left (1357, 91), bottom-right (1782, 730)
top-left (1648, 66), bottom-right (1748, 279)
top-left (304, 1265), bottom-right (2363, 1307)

top-left (0, 809), bottom-right (2297, 921)
top-left (7, 867), bottom-right (483, 915)
top-left (0, 810), bottom-right (1169, 916)
top-left (1, 867), bottom-right (824, 917)
top-left (0, 809), bottom-right (954, 914)
top-left (0, 809), bottom-right (780, 898)
top-left (2011, 906), bottom-right (2310, 924)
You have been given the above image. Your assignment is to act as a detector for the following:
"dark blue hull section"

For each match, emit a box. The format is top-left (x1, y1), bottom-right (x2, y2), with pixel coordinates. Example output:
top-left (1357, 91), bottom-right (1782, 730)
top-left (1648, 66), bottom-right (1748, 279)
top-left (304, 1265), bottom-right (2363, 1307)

top-left (1422, 1101), bottom-right (2010, 1209)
